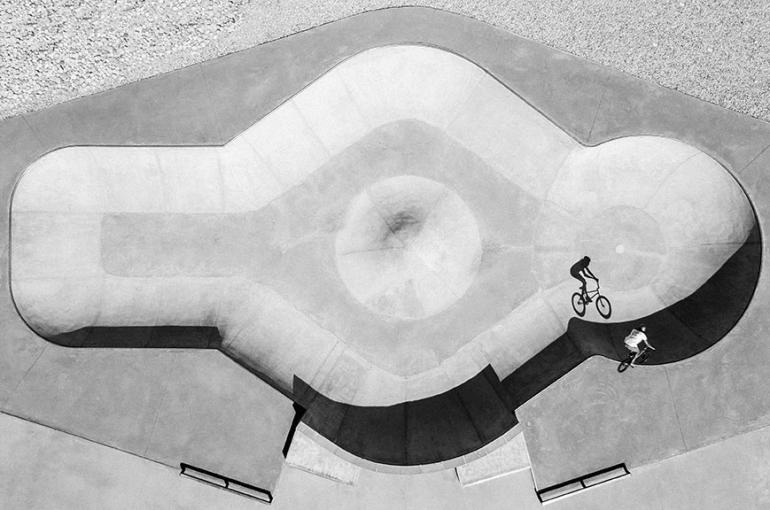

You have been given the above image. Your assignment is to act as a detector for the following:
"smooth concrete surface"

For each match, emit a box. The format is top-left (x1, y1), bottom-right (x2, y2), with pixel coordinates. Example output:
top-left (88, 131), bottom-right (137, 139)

top-left (517, 357), bottom-right (687, 489)
top-left (335, 175), bottom-right (483, 320)
top-left (1, 5), bottom-right (770, 502)
top-left (268, 420), bottom-right (770, 510)
top-left (5, 405), bottom-right (769, 510)
top-left (3, 348), bottom-right (294, 490)
top-left (0, 412), bottom-right (258, 510)
top-left (11, 45), bottom-right (756, 408)
top-left (8, 43), bottom-right (760, 469)
top-left (285, 424), bottom-right (361, 485)
top-left (455, 428), bottom-right (530, 487)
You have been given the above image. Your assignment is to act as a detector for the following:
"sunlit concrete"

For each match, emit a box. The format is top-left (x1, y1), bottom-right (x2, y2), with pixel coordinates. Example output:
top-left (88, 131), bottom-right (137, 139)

top-left (11, 45), bottom-right (755, 408)
top-left (285, 424), bottom-right (361, 485)
top-left (3, 406), bottom-right (768, 510)
top-left (0, 412), bottom-right (257, 510)
top-left (455, 428), bottom-right (530, 487)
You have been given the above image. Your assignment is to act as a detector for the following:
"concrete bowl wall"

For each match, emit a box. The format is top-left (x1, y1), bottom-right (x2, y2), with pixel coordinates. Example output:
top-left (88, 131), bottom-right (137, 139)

top-left (9, 45), bottom-right (757, 407)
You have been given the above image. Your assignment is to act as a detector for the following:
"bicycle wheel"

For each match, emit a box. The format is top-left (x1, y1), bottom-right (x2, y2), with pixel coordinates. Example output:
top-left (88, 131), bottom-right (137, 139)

top-left (617, 357), bottom-right (631, 373)
top-left (596, 295), bottom-right (612, 319)
top-left (571, 292), bottom-right (586, 317)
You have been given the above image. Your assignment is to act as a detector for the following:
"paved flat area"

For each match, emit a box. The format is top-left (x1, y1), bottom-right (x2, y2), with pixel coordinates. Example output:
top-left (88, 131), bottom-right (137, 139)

top-left (3, 409), bottom-right (768, 509)
top-left (2, 6), bottom-right (770, 508)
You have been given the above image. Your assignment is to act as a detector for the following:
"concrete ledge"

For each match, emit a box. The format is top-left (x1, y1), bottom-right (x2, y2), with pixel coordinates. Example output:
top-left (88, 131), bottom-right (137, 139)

top-left (285, 424), bottom-right (360, 485)
top-left (455, 428), bottom-right (530, 487)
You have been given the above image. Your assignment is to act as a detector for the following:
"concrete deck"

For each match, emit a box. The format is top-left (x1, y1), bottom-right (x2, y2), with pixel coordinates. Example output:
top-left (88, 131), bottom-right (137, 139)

top-left (1, 5), bottom-right (769, 505)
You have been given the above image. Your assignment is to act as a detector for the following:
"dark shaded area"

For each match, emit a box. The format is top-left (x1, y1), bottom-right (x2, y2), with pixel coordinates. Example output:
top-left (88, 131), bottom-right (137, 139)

top-left (503, 223), bottom-right (761, 407)
top-left (282, 403), bottom-right (307, 458)
top-left (39, 225), bottom-right (760, 467)
top-left (293, 366), bottom-right (517, 466)
top-left (300, 224), bottom-right (760, 466)
top-left (500, 332), bottom-right (587, 409)
top-left (50, 326), bottom-right (221, 349)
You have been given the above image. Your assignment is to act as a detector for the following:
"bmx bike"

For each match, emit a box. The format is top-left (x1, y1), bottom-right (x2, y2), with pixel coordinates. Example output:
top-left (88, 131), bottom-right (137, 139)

top-left (571, 280), bottom-right (612, 319)
top-left (617, 346), bottom-right (650, 372)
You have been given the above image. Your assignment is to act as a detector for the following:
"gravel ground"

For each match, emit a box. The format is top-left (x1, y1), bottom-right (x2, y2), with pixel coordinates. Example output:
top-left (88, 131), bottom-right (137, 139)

top-left (1, 0), bottom-right (768, 122)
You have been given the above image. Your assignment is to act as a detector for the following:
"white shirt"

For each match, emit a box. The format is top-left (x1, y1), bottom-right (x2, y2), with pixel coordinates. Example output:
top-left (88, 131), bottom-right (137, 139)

top-left (624, 329), bottom-right (647, 349)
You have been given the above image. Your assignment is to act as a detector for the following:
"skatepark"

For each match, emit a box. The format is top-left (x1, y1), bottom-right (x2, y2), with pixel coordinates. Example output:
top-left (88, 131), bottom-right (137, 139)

top-left (1, 6), bottom-right (770, 509)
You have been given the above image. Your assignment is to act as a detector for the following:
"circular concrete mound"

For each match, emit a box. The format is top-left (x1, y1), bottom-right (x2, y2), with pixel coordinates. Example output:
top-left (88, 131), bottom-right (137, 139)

top-left (335, 175), bottom-right (482, 320)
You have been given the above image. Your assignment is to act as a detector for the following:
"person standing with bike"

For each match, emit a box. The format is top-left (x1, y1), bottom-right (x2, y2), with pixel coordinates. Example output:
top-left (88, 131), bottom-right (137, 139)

top-left (623, 326), bottom-right (655, 367)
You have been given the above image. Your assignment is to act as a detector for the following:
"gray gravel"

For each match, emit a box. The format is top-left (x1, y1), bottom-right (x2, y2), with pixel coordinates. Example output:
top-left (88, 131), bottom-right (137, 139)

top-left (1, 0), bottom-right (769, 122)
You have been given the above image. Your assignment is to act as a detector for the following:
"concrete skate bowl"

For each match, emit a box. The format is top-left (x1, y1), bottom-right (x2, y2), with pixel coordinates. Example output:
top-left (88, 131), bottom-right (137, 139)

top-left (9, 45), bottom-right (761, 467)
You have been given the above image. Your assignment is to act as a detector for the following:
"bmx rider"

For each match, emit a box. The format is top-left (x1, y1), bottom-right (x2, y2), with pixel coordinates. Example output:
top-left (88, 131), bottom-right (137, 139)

top-left (624, 326), bottom-right (655, 366)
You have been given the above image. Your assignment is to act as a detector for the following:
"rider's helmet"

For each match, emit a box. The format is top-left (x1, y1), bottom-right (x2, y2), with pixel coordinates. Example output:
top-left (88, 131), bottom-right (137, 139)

top-left (584, 256), bottom-right (591, 264)
top-left (640, 325), bottom-right (646, 332)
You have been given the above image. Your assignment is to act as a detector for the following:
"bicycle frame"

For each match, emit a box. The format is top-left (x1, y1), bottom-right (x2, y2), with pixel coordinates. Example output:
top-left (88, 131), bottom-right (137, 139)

top-left (618, 345), bottom-right (650, 372)
top-left (630, 345), bottom-right (650, 364)
top-left (582, 280), bottom-right (601, 300)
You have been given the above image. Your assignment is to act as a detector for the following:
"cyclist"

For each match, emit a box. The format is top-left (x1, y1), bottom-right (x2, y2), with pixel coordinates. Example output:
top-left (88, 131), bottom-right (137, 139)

top-left (570, 256), bottom-right (597, 301)
top-left (623, 326), bottom-right (655, 366)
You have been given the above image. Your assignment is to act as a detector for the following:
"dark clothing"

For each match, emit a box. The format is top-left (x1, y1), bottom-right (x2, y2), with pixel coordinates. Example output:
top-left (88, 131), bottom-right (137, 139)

top-left (571, 270), bottom-right (586, 286)
top-left (570, 259), bottom-right (589, 276)
top-left (571, 259), bottom-right (590, 297)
